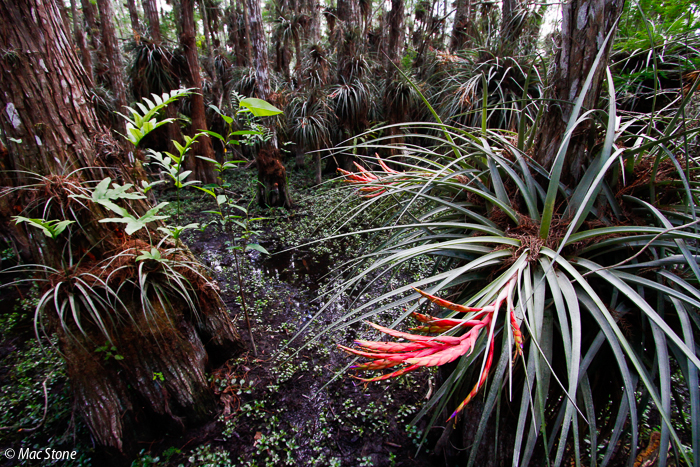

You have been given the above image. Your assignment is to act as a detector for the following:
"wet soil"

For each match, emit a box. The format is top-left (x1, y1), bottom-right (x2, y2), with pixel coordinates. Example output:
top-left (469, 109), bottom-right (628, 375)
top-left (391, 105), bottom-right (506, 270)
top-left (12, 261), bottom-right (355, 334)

top-left (0, 179), bottom-right (441, 467)
top-left (145, 210), bottom-right (440, 467)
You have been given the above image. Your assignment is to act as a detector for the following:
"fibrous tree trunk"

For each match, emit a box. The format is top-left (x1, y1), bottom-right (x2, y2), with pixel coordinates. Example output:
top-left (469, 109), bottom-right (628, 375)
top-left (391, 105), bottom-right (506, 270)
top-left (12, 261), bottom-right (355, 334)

top-left (240, 0), bottom-right (254, 67)
top-left (227, 0), bottom-right (250, 66)
top-left (81, 0), bottom-right (100, 49)
top-left (96, 0), bottom-right (129, 137)
top-left (272, 26), bottom-right (291, 81)
top-left (385, 0), bottom-right (404, 66)
top-left (58, 0), bottom-right (72, 35)
top-left (247, 0), bottom-right (292, 208)
top-left (142, 0), bottom-right (162, 43)
top-left (81, 0), bottom-right (106, 81)
top-left (0, 0), bottom-right (243, 459)
top-left (450, 0), bottom-right (474, 51)
top-left (302, 0), bottom-right (320, 43)
top-left (336, 0), bottom-right (361, 81)
top-left (71, 0), bottom-right (94, 83)
top-left (532, 0), bottom-right (624, 183)
top-left (205, 0), bottom-right (222, 49)
top-left (126, 0), bottom-right (141, 39)
top-left (199, 0), bottom-right (213, 54)
top-left (180, 0), bottom-right (217, 184)
top-left (384, 0), bottom-right (405, 158)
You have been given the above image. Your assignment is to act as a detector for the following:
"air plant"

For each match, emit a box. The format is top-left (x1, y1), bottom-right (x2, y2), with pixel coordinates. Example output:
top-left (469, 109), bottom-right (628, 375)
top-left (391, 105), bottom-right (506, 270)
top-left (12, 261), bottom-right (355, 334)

top-left (297, 55), bottom-right (700, 467)
top-left (341, 279), bottom-right (524, 420)
top-left (337, 155), bottom-right (402, 197)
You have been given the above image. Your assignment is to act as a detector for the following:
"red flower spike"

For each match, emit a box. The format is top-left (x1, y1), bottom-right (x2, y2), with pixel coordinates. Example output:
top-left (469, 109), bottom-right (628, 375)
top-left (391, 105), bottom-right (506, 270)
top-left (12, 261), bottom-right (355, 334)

top-left (375, 154), bottom-right (400, 174)
top-left (448, 335), bottom-right (496, 420)
top-left (336, 155), bottom-right (407, 197)
top-left (510, 310), bottom-right (524, 357)
top-left (343, 271), bottom-right (524, 421)
top-left (411, 312), bottom-right (434, 323)
top-left (354, 339), bottom-right (436, 352)
top-left (353, 364), bottom-right (422, 382)
top-left (412, 287), bottom-right (487, 314)
top-left (365, 321), bottom-right (463, 345)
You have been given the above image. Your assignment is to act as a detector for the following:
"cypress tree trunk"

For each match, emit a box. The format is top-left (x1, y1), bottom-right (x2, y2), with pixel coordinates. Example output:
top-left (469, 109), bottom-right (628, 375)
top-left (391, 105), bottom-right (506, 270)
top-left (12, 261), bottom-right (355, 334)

top-left (81, 0), bottom-right (106, 80)
top-left (384, 0), bottom-right (405, 158)
top-left (142, 0), bottom-right (162, 43)
top-left (303, 0), bottom-right (321, 43)
top-left (96, 0), bottom-right (129, 137)
top-left (272, 26), bottom-right (291, 81)
top-left (532, 0), bottom-right (624, 183)
top-left (81, 0), bottom-right (100, 49)
top-left (450, 0), bottom-right (474, 51)
top-left (385, 0), bottom-right (404, 66)
top-left (125, 0), bottom-right (141, 38)
top-left (240, 0), bottom-right (254, 66)
top-left (199, 0), bottom-right (214, 55)
top-left (0, 0), bottom-right (243, 459)
top-left (180, 0), bottom-right (217, 184)
top-left (205, 0), bottom-right (222, 49)
top-left (247, 0), bottom-right (292, 208)
top-left (226, 1), bottom-right (242, 64)
top-left (228, 0), bottom-right (250, 66)
top-left (71, 0), bottom-right (94, 83)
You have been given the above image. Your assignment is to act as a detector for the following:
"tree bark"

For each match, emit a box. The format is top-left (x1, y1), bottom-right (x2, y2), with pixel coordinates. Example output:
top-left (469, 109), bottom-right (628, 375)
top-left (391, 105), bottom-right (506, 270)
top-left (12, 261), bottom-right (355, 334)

top-left (125, 0), bottom-right (141, 39)
top-left (227, 0), bottom-right (250, 66)
top-left (337, 0), bottom-right (361, 81)
top-left (142, 0), bottom-right (162, 43)
top-left (81, 0), bottom-right (100, 47)
top-left (240, 0), bottom-right (254, 67)
top-left (0, 0), bottom-right (243, 459)
top-left (179, 0), bottom-right (217, 184)
top-left (385, 0), bottom-right (404, 66)
top-left (450, 0), bottom-right (474, 51)
top-left (303, 0), bottom-right (320, 43)
top-left (532, 0), bottom-right (624, 183)
top-left (199, 0), bottom-right (213, 54)
top-left (58, 0), bottom-right (72, 36)
top-left (96, 0), bottom-right (129, 137)
top-left (247, 0), bottom-right (292, 208)
top-left (71, 0), bottom-right (94, 83)
top-left (205, 0), bottom-right (222, 49)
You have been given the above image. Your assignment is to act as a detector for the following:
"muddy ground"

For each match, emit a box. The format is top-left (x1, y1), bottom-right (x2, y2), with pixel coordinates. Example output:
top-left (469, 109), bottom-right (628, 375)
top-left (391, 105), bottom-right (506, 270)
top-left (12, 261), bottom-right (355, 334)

top-left (0, 169), bottom-right (441, 467)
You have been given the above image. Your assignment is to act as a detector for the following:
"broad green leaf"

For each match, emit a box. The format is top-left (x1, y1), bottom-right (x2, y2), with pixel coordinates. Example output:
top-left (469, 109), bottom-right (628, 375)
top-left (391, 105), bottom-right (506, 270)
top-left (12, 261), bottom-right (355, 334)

top-left (245, 243), bottom-right (270, 255)
top-left (238, 98), bottom-right (283, 117)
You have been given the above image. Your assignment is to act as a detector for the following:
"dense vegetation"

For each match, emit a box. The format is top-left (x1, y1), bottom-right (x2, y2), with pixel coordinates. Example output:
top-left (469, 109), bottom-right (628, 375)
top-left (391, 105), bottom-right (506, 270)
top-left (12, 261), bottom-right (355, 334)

top-left (1, 0), bottom-right (700, 465)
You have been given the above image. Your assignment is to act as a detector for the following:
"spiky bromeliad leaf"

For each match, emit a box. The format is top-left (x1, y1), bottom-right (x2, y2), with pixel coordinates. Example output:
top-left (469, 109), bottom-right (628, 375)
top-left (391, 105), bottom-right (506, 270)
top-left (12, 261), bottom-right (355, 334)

top-left (308, 99), bottom-right (699, 466)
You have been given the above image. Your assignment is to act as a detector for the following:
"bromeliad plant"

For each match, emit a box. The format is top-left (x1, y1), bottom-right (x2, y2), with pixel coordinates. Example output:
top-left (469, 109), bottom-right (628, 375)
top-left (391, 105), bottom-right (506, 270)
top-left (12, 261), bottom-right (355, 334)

top-left (303, 61), bottom-right (700, 466)
top-left (340, 281), bottom-right (524, 420)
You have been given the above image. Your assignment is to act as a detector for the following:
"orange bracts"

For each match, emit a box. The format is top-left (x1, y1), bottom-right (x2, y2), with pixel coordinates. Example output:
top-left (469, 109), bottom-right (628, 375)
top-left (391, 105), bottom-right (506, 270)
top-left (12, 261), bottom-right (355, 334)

top-left (339, 274), bottom-right (524, 420)
top-left (337, 155), bottom-right (402, 197)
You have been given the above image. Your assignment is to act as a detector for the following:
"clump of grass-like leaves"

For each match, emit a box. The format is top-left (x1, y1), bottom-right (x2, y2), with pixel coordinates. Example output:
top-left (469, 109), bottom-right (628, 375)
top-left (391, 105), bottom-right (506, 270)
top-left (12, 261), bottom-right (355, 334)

top-left (295, 55), bottom-right (700, 467)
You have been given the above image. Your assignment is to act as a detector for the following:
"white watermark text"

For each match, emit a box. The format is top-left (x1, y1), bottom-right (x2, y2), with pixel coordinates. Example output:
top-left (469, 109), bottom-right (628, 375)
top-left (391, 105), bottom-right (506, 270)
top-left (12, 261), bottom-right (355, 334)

top-left (3, 447), bottom-right (77, 461)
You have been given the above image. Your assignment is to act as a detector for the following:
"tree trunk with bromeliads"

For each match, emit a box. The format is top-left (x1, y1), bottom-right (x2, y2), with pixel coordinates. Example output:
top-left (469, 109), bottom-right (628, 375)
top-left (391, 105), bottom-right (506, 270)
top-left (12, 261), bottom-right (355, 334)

top-left (532, 0), bottom-right (625, 184)
top-left (0, 0), bottom-right (244, 463)
top-left (247, 0), bottom-right (292, 209)
top-left (439, 0), bottom-right (626, 464)
top-left (96, 0), bottom-right (130, 141)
